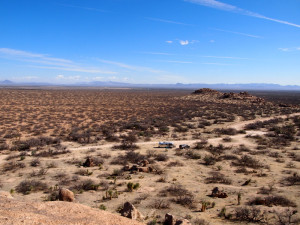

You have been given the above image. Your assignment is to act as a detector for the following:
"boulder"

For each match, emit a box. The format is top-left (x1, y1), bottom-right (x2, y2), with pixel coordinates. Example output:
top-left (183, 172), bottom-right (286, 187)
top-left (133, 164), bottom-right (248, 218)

top-left (164, 213), bottom-right (176, 225)
top-left (211, 187), bottom-right (228, 198)
top-left (130, 165), bottom-right (139, 171)
top-left (164, 214), bottom-right (191, 225)
top-left (120, 202), bottom-right (143, 221)
top-left (137, 167), bottom-right (149, 173)
top-left (175, 219), bottom-right (192, 225)
top-left (123, 164), bottom-right (130, 171)
top-left (139, 160), bottom-right (149, 167)
top-left (83, 157), bottom-right (94, 167)
top-left (58, 188), bottom-right (75, 202)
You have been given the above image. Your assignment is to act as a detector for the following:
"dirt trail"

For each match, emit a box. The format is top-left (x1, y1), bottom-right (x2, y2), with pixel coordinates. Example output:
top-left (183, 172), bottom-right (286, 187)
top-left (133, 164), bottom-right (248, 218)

top-left (229, 112), bottom-right (300, 130)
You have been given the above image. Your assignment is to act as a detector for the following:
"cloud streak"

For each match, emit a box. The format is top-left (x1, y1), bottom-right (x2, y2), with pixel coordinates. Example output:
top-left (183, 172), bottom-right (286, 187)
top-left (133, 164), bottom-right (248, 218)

top-left (212, 28), bottom-right (262, 38)
top-left (0, 48), bottom-right (116, 74)
top-left (146, 17), bottom-right (193, 26)
top-left (97, 59), bottom-right (165, 73)
top-left (185, 0), bottom-right (300, 28)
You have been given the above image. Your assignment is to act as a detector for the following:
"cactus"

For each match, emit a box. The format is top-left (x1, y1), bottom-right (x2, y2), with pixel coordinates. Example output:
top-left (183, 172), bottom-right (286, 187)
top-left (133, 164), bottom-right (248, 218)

top-left (127, 182), bottom-right (134, 192)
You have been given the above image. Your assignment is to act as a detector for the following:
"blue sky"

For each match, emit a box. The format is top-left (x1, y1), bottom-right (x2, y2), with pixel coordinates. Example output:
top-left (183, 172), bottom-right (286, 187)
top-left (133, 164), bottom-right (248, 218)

top-left (0, 0), bottom-right (299, 84)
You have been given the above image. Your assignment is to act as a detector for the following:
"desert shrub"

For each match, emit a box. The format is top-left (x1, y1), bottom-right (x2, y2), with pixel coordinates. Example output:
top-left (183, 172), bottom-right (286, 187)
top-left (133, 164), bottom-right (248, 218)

top-left (203, 155), bottom-right (217, 165)
top-left (235, 206), bottom-right (266, 223)
top-left (193, 218), bottom-right (210, 225)
top-left (235, 166), bottom-right (249, 174)
top-left (161, 184), bottom-right (195, 208)
top-left (214, 128), bottom-right (237, 135)
top-left (0, 143), bottom-right (8, 151)
top-left (113, 133), bottom-right (138, 150)
top-left (168, 160), bottom-right (184, 167)
top-left (155, 154), bottom-right (169, 162)
top-left (219, 154), bottom-right (239, 161)
top-left (72, 179), bottom-right (99, 191)
top-left (30, 167), bottom-right (48, 177)
top-left (111, 151), bottom-right (147, 165)
top-left (11, 137), bottom-right (60, 151)
top-left (15, 180), bottom-right (48, 195)
top-left (282, 173), bottom-right (300, 186)
top-left (248, 195), bottom-right (296, 207)
top-left (91, 157), bottom-right (104, 166)
top-left (193, 139), bottom-right (208, 150)
top-left (185, 150), bottom-right (201, 160)
top-left (30, 158), bottom-right (41, 167)
top-left (233, 155), bottom-right (264, 169)
top-left (152, 199), bottom-right (170, 209)
top-left (47, 191), bottom-right (59, 201)
top-left (206, 144), bottom-right (229, 155)
top-left (205, 172), bottom-right (232, 184)
top-left (2, 161), bottom-right (26, 172)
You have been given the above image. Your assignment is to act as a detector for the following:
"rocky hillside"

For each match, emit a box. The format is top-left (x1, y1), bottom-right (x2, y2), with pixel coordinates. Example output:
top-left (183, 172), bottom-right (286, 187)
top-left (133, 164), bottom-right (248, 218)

top-left (182, 88), bottom-right (266, 104)
top-left (0, 195), bottom-right (144, 225)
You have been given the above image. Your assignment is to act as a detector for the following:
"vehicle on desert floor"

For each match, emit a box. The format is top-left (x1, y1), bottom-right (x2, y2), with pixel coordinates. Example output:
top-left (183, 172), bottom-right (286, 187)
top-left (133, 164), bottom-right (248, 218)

top-left (158, 142), bottom-right (175, 148)
top-left (179, 144), bottom-right (190, 149)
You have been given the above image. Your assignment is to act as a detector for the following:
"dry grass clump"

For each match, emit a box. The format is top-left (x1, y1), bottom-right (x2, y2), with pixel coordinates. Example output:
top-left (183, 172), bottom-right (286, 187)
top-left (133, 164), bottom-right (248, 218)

top-left (30, 158), bottom-right (41, 167)
top-left (15, 180), bottom-right (48, 195)
top-left (2, 161), bottom-right (26, 172)
top-left (151, 199), bottom-right (170, 209)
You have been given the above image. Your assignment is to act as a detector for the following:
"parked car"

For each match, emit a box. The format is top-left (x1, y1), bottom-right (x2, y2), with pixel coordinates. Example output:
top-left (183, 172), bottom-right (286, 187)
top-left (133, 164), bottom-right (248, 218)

top-left (158, 142), bottom-right (175, 148)
top-left (179, 144), bottom-right (190, 149)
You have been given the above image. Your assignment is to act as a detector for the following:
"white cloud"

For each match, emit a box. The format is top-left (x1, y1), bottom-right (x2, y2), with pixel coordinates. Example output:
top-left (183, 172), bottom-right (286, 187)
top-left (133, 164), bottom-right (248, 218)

top-left (92, 76), bottom-right (104, 81)
top-left (56, 75), bottom-right (81, 80)
top-left (57, 75), bottom-right (65, 79)
top-left (185, 0), bottom-right (300, 28)
top-left (0, 48), bottom-right (117, 74)
top-left (210, 40), bottom-right (215, 43)
top-left (180, 40), bottom-right (189, 45)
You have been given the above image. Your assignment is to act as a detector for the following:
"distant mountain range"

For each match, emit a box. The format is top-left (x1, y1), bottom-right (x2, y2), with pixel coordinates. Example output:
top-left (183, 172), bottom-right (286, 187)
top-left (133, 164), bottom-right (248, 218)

top-left (1, 80), bottom-right (300, 91)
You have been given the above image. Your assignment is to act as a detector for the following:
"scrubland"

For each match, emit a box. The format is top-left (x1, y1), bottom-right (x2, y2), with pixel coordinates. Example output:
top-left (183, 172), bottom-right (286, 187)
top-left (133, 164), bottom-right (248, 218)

top-left (1, 88), bottom-right (300, 225)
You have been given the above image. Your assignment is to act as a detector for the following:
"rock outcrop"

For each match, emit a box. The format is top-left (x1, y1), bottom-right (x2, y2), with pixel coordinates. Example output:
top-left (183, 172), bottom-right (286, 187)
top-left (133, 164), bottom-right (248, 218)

top-left (58, 188), bottom-right (75, 202)
top-left (120, 202), bottom-right (144, 221)
top-left (185, 88), bottom-right (267, 105)
top-left (83, 157), bottom-right (94, 167)
top-left (164, 213), bottom-right (191, 225)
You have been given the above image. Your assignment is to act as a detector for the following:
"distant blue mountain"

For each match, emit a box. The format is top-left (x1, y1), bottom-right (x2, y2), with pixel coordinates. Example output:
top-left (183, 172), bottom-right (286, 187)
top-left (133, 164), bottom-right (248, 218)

top-left (1, 80), bottom-right (300, 91)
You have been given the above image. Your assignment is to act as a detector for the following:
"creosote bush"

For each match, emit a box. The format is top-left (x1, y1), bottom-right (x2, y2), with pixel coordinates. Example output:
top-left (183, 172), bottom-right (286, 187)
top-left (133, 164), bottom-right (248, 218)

top-left (15, 180), bottom-right (48, 195)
